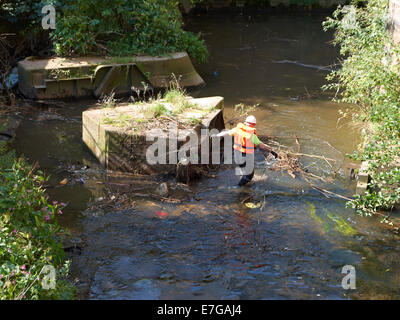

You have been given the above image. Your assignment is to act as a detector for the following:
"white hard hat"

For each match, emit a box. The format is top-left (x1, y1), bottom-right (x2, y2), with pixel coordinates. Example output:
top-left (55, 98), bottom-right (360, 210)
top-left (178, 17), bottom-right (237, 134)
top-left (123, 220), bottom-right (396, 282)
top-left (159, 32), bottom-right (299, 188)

top-left (245, 115), bottom-right (256, 125)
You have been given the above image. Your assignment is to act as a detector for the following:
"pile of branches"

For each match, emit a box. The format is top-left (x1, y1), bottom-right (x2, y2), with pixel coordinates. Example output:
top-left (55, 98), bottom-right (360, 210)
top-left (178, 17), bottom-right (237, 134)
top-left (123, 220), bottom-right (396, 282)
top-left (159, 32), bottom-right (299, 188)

top-left (261, 136), bottom-right (351, 201)
top-left (269, 149), bottom-right (302, 179)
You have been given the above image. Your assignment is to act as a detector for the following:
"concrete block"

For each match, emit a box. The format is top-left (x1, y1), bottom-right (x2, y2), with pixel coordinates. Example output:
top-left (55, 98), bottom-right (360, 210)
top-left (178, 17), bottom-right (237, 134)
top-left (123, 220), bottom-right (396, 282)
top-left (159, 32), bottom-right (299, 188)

top-left (355, 161), bottom-right (370, 195)
top-left (18, 52), bottom-right (204, 99)
top-left (82, 96), bottom-right (224, 175)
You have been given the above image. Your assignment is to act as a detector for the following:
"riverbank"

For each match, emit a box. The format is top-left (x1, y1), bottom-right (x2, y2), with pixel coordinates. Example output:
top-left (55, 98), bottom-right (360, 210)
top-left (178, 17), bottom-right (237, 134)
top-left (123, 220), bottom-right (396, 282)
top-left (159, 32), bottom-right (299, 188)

top-left (0, 109), bottom-right (75, 299)
top-left (322, 0), bottom-right (400, 224)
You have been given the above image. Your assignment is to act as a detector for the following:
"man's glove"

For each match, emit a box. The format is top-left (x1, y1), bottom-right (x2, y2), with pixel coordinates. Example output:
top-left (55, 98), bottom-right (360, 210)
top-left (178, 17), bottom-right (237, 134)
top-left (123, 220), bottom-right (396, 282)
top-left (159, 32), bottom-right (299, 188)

top-left (271, 151), bottom-right (278, 159)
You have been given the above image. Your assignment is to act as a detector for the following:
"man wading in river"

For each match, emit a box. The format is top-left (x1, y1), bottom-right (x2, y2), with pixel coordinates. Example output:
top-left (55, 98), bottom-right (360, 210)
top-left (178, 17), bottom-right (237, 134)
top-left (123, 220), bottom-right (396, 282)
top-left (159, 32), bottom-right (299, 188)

top-left (213, 115), bottom-right (278, 186)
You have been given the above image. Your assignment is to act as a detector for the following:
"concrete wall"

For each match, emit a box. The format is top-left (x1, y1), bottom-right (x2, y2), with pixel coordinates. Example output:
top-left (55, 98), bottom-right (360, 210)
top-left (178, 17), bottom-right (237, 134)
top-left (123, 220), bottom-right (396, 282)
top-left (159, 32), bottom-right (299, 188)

top-left (18, 53), bottom-right (204, 100)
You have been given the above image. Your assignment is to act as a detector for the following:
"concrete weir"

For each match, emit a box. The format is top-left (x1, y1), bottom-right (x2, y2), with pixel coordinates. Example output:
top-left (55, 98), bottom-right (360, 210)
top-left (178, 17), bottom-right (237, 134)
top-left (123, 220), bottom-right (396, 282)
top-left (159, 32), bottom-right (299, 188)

top-left (82, 96), bottom-right (225, 177)
top-left (355, 161), bottom-right (369, 196)
top-left (17, 52), bottom-right (204, 99)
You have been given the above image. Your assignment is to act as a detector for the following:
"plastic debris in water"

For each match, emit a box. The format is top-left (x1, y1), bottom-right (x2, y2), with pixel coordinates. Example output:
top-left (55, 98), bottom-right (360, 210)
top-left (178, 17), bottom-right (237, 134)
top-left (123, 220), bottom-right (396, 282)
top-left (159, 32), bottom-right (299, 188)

top-left (0, 67), bottom-right (18, 90)
top-left (265, 157), bottom-right (277, 167)
top-left (79, 178), bottom-right (85, 184)
top-left (213, 71), bottom-right (218, 77)
top-left (244, 202), bottom-right (261, 209)
top-left (156, 210), bottom-right (168, 218)
top-left (59, 178), bottom-right (68, 185)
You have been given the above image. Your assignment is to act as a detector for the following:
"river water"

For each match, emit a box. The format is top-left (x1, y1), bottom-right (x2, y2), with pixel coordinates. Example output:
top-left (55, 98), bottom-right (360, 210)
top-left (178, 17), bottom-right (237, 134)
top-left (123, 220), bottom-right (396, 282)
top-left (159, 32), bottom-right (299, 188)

top-left (14, 12), bottom-right (400, 299)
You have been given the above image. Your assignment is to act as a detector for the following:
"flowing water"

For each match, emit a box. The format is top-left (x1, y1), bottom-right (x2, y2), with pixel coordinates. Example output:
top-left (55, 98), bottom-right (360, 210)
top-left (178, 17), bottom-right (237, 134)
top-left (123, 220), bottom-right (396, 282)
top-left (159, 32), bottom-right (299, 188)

top-left (13, 12), bottom-right (400, 299)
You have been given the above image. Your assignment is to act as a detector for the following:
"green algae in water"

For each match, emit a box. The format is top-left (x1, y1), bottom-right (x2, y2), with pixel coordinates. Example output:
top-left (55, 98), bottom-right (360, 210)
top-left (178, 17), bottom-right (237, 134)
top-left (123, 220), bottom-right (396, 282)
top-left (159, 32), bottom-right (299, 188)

top-left (325, 210), bottom-right (358, 237)
top-left (306, 201), bottom-right (330, 233)
top-left (306, 201), bottom-right (357, 236)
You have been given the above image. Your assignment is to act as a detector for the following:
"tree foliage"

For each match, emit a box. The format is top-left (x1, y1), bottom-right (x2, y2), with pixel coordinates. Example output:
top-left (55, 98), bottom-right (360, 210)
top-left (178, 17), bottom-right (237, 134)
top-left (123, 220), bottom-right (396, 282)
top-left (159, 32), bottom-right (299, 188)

top-left (323, 0), bottom-right (400, 221)
top-left (0, 0), bottom-right (208, 62)
top-left (51, 0), bottom-right (208, 62)
top-left (0, 0), bottom-right (54, 37)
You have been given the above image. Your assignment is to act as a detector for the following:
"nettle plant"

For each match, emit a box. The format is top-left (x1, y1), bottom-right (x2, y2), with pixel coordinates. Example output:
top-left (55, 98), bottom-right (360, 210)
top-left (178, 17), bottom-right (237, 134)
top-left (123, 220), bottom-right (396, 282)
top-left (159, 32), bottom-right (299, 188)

top-left (323, 0), bottom-right (400, 223)
top-left (51, 0), bottom-right (208, 62)
top-left (0, 158), bottom-right (74, 299)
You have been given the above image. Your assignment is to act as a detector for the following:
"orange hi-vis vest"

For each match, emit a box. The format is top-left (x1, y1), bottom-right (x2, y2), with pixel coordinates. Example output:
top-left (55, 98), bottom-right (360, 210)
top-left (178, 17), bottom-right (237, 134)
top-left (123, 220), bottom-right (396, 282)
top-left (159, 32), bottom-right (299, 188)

top-left (233, 123), bottom-right (257, 154)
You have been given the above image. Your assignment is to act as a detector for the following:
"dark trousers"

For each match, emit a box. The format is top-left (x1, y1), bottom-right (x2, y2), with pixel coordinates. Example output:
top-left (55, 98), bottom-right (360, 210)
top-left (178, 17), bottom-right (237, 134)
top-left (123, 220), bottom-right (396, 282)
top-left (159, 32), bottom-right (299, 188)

top-left (234, 150), bottom-right (255, 186)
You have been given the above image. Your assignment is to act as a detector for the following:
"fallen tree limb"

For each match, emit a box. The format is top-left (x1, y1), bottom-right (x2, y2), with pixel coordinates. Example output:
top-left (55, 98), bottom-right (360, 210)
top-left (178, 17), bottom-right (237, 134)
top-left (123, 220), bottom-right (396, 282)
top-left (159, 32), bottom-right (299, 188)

top-left (289, 152), bottom-right (337, 162)
top-left (300, 171), bottom-right (351, 201)
top-left (272, 59), bottom-right (336, 72)
top-left (259, 138), bottom-right (351, 201)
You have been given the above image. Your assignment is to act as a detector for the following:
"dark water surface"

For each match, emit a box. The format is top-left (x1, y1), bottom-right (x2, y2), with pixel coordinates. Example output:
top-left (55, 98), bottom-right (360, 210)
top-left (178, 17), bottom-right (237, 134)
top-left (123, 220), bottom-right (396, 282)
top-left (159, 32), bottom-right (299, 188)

top-left (14, 13), bottom-right (400, 299)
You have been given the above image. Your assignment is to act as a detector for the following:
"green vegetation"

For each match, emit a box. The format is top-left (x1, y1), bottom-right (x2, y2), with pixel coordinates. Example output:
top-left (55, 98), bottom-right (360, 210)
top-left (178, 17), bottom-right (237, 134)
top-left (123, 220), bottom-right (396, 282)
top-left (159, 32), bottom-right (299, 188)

top-left (51, 0), bottom-right (208, 62)
top-left (101, 87), bottom-right (217, 128)
top-left (102, 113), bottom-right (133, 127)
top-left (234, 103), bottom-right (257, 117)
top-left (164, 89), bottom-right (194, 113)
top-left (142, 88), bottom-right (216, 118)
top-left (323, 0), bottom-right (400, 221)
top-left (0, 0), bottom-right (52, 43)
top-left (1, 1), bottom-right (208, 62)
top-left (101, 92), bottom-right (117, 109)
top-left (133, 89), bottom-right (200, 120)
top-left (187, 117), bottom-right (202, 126)
top-left (0, 144), bottom-right (74, 299)
top-left (144, 102), bottom-right (171, 119)
top-left (48, 68), bottom-right (71, 80)
top-left (47, 67), bottom-right (96, 80)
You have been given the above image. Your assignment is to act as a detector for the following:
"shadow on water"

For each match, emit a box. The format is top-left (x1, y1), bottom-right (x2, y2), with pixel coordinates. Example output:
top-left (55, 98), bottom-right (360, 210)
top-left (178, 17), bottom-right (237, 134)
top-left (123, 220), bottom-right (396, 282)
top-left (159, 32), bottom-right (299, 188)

top-left (12, 12), bottom-right (400, 299)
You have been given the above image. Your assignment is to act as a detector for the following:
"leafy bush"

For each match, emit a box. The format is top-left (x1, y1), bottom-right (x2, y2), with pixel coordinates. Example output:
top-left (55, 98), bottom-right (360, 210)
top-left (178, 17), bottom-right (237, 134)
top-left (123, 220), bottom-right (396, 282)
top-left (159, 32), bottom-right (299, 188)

top-left (0, 0), bottom-right (56, 44)
top-left (323, 0), bottom-right (400, 220)
top-left (0, 152), bottom-right (75, 299)
top-left (51, 0), bottom-right (208, 62)
top-left (1, 0), bottom-right (46, 26)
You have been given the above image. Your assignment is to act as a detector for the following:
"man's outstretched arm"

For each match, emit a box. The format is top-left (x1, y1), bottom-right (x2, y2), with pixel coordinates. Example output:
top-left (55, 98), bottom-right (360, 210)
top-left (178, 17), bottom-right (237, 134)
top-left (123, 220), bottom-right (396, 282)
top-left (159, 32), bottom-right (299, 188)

top-left (212, 128), bottom-right (236, 138)
top-left (256, 139), bottom-right (278, 158)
